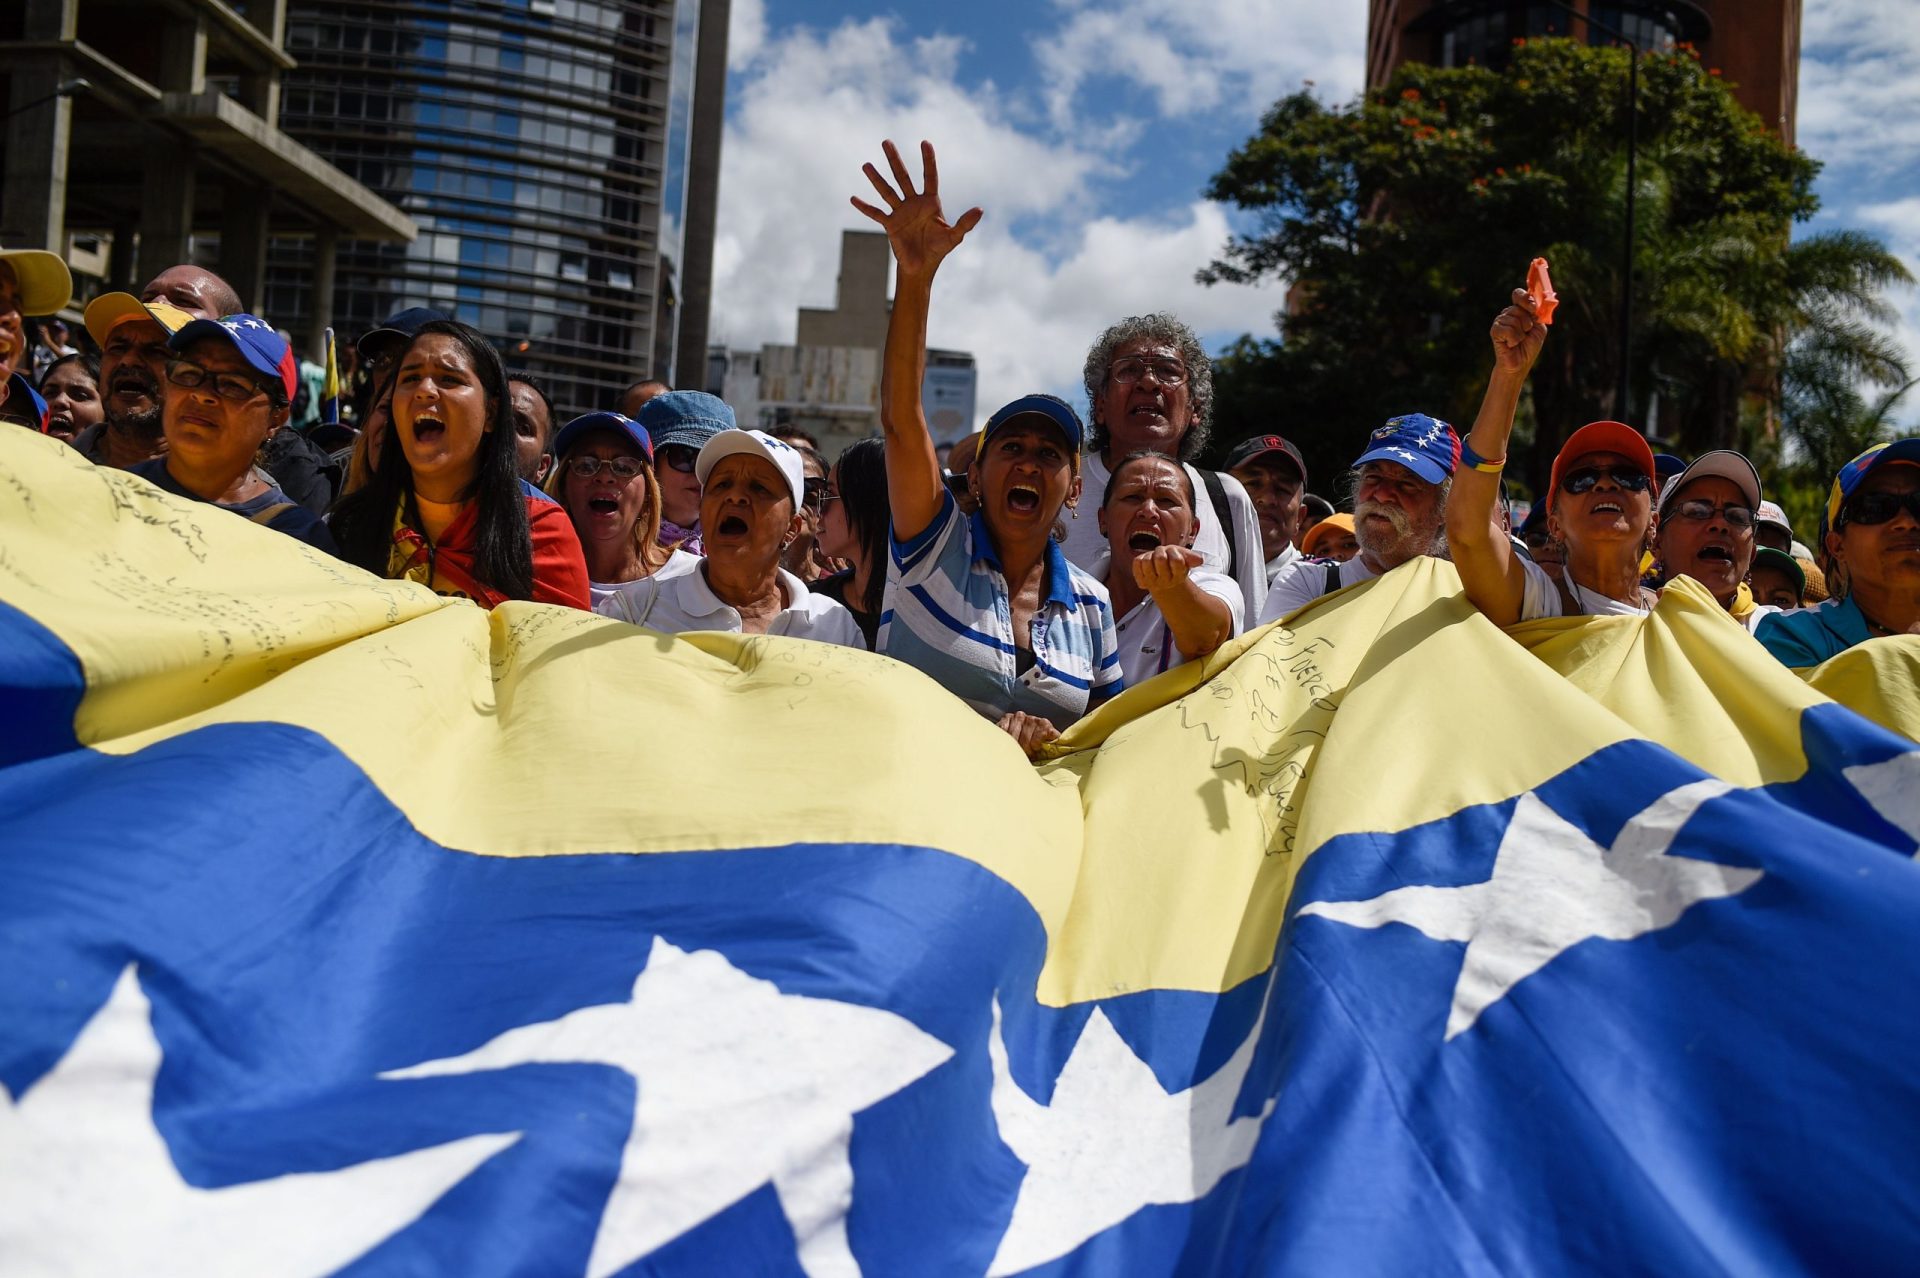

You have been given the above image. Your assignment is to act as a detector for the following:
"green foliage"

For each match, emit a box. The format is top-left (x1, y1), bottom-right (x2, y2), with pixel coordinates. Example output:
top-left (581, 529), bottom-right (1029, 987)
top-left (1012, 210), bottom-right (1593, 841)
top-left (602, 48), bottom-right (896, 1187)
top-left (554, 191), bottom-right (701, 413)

top-left (1199, 38), bottom-right (1911, 499)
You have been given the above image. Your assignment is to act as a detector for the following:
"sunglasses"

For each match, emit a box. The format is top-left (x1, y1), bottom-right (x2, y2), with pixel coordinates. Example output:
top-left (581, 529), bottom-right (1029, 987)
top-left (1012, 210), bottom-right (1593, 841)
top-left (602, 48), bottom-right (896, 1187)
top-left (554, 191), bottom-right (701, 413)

top-left (568, 455), bottom-right (646, 480)
top-left (1561, 465), bottom-right (1652, 496)
top-left (1841, 489), bottom-right (1920, 527)
top-left (1667, 499), bottom-right (1755, 529)
top-left (659, 444), bottom-right (698, 474)
top-left (802, 477), bottom-right (828, 511)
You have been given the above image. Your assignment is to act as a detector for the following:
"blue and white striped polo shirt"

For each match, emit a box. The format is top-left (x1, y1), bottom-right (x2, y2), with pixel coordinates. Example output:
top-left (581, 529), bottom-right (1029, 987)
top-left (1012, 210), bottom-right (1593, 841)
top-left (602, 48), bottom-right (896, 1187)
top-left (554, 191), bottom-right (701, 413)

top-left (879, 492), bottom-right (1123, 729)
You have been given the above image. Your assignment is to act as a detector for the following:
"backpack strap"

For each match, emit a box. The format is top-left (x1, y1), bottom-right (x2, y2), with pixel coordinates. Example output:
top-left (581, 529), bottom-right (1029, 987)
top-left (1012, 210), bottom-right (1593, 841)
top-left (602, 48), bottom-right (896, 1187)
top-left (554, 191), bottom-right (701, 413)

top-left (248, 502), bottom-right (295, 527)
top-left (1198, 468), bottom-right (1238, 578)
top-left (1325, 561), bottom-right (1343, 595)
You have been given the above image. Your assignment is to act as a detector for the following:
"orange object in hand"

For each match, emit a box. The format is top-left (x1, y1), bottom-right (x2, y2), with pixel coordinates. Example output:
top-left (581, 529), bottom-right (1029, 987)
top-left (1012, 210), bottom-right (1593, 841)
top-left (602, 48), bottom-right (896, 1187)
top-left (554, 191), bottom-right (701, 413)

top-left (1528, 257), bottom-right (1558, 325)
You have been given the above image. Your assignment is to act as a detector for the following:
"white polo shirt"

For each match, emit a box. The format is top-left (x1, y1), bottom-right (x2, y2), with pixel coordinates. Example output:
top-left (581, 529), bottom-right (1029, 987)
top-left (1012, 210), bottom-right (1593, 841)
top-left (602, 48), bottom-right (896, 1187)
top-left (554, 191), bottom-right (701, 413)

top-left (587, 548), bottom-right (700, 608)
top-left (1264, 541), bottom-right (1302, 588)
top-left (596, 561), bottom-right (863, 648)
top-left (1112, 567), bottom-right (1244, 688)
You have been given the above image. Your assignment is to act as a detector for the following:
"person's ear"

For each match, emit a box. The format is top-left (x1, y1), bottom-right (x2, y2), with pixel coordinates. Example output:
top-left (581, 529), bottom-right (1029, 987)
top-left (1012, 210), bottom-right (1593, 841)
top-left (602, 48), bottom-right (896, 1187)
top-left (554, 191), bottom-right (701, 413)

top-left (537, 452), bottom-right (553, 484)
top-left (1067, 470), bottom-right (1083, 510)
top-left (1096, 505), bottom-right (1108, 538)
top-left (266, 403), bottom-right (291, 437)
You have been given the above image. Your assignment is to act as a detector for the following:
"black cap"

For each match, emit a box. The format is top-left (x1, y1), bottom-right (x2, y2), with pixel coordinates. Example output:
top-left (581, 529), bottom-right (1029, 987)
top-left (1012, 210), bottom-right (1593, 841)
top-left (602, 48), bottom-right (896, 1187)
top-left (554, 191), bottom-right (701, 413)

top-left (356, 307), bottom-right (451, 362)
top-left (1223, 434), bottom-right (1308, 488)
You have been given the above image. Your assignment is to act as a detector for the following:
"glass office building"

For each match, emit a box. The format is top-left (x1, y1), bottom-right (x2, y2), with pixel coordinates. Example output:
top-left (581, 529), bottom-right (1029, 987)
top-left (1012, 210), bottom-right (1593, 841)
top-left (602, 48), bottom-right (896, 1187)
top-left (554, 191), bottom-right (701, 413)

top-left (267, 0), bottom-right (691, 415)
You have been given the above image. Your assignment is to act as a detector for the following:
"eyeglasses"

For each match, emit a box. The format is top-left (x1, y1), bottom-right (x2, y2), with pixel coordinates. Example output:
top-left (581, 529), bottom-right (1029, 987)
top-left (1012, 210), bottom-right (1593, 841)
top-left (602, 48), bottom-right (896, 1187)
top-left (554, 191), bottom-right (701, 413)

top-left (165, 360), bottom-right (273, 405)
top-left (1561, 465), bottom-right (1652, 496)
top-left (568, 455), bottom-right (646, 480)
top-left (1841, 489), bottom-right (1920, 527)
top-left (1109, 358), bottom-right (1188, 387)
top-left (659, 444), bottom-right (698, 474)
top-left (1667, 498), bottom-right (1755, 529)
top-left (802, 477), bottom-right (828, 511)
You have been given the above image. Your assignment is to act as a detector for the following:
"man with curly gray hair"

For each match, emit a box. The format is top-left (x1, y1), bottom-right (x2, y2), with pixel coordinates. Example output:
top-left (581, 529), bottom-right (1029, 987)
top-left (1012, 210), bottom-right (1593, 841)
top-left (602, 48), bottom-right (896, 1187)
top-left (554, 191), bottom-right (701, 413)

top-left (1058, 312), bottom-right (1267, 617)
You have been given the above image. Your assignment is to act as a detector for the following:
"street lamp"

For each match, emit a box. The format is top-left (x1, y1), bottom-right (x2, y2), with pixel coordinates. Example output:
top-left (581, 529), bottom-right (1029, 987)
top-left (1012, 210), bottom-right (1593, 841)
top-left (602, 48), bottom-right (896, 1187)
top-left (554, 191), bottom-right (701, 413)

top-left (1532, 2), bottom-right (1638, 423)
top-left (0, 78), bottom-right (91, 123)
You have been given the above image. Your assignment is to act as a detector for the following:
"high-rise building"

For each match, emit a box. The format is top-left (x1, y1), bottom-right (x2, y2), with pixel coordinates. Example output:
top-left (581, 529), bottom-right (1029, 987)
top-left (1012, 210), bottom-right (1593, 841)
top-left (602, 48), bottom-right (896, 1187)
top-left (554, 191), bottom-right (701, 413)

top-left (1366, 2), bottom-right (1802, 141)
top-left (267, 0), bottom-right (726, 416)
top-left (0, 0), bottom-right (413, 338)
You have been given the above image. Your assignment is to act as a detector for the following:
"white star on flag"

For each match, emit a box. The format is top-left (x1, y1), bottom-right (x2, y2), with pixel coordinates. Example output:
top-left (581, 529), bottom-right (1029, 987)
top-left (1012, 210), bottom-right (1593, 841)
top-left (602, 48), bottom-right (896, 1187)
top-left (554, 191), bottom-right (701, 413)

top-left (1297, 779), bottom-right (1761, 1040)
top-left (983, 984), bottom-right (1274, 1275)
top-left (0, 966), bottom-right (517, 1278)
top-left (1843, 752), bottom-right (1920, 856)
top-left (384, 936), bottom-right (952, 1278)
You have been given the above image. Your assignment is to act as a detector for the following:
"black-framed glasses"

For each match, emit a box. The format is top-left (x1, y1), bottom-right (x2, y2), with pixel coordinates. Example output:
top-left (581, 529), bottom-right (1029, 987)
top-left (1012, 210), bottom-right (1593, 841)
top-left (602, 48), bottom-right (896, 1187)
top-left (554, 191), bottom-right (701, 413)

top-left (1841, 489), bottom-right (1920, 527)
top-left (568, 455), bottom-right (646, 480)
top-left (1667, 498), bottom-right (1755, 529)
top-left (802, 477), bottom-right (828, 511)
top-left (165, 360), bottom-right (273, 405)
top-left (1109, 357), bottom-right (1188, 387)
top-left (1562, 465), bottom-right (1652, 495)
top-left (659, 444), bottom-right (698, 474)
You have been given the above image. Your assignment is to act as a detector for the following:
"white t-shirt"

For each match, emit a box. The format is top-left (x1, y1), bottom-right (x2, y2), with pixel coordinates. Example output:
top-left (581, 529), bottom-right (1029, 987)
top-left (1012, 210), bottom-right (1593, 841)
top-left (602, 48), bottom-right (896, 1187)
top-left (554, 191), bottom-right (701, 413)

top-left (1518, 557), bottom-right (1652, 620)
top-left (1259, 555), bottom-right (1379, 625)
top-left (1264, 542), bottom-right (1302, 588)
top-left (587, 548), bottom-right (700, 607)
top-left (1111, 567), bottom-right (1245, 688)
top-left (596, 562), bottom-right (863, 648)
top-left (1061, 453), bottom-right (1268, 621)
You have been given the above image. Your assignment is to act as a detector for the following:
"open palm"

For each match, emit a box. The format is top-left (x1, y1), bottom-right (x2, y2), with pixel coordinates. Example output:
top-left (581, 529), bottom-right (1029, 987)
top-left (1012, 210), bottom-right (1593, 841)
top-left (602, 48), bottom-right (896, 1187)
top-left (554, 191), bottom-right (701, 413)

top-left (851, 140), bottom-right (983, 277)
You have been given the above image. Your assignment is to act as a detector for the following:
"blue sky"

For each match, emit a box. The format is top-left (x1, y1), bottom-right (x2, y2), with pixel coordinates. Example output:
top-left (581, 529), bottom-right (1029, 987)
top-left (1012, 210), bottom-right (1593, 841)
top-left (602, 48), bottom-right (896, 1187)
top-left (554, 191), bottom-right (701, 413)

top-left (711, 0), bottom-right (1920, 433)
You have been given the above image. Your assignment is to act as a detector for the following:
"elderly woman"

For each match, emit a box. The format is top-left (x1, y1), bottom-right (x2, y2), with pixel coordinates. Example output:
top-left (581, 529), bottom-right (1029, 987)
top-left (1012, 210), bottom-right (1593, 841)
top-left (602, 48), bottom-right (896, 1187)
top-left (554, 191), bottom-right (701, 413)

top-left (1099, 450), bottom-right (1240, 687)
top-left (330, 319), bottom-right (590, 608)
top-left (813, 437), bottom-right (892, 650)
top-left (544, 410), bottom-right (698, 606)
top-left (596, 428), bottom-right (860, 644)
top-left (1756, 440), bottom-right (1920, 664)
top-left (1652, 450), bottom-right (1767, 622)
top-left (853, 139), bottom-right (1121, 757)
top-left (126, 315), bottom-right (337, 552)
top-left (639, 389), bottom-right (735, 554)
top-left (1449, 282), bottom-right (1658, 623)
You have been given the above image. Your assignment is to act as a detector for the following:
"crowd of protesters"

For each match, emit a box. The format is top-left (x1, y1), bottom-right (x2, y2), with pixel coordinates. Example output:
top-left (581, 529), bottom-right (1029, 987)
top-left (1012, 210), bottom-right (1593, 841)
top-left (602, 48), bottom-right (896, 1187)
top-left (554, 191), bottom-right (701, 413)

top-left (3, 139), bottom-right (1916, 758)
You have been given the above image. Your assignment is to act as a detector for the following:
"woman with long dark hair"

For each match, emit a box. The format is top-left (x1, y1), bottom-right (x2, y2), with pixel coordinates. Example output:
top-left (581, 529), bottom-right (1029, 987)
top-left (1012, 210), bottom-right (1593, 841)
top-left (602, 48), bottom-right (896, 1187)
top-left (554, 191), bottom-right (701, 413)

top-left (812, 437), bottom-right (891, 650)
top-left (330, 319), bottom-right (590, 609)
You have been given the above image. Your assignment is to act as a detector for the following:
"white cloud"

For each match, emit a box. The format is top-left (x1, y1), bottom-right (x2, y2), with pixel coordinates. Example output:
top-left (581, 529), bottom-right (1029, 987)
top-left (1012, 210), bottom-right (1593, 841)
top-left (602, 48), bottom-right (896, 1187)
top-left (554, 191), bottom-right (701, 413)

top-left (1799, 0), bottom-right (1920, 178)
top-left (1035, 0), bottom-right (1365, 130)
top-left (709, 8), bottom-right (1285, 424)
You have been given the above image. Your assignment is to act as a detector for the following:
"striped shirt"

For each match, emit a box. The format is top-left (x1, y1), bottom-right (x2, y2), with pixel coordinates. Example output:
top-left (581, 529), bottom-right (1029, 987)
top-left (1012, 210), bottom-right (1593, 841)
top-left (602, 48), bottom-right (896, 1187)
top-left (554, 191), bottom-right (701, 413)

top-left (880, 492), bottom-right (1123, 729)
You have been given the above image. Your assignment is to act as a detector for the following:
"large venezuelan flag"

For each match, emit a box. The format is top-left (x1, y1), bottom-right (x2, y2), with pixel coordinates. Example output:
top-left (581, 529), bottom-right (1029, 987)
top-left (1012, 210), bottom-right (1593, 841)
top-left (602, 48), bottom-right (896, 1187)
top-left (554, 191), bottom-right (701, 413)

top-left (3, 427), bottom-right (1919, 1276)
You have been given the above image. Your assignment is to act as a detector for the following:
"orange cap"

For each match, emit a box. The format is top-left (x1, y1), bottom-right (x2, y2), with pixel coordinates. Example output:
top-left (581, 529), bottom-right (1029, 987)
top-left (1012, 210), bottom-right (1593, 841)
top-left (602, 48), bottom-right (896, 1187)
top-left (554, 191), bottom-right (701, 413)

top-left (1547, 421), bottom-right (1657, 508)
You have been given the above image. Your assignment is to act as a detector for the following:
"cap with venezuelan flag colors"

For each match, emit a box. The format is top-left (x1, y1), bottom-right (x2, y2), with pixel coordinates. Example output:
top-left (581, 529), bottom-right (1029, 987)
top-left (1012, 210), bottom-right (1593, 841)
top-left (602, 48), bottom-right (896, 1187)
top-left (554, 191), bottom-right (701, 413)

top-left (1826, 438), bottom-right (1920, 530)
top-left (167, 314), bottom-right (299, 404)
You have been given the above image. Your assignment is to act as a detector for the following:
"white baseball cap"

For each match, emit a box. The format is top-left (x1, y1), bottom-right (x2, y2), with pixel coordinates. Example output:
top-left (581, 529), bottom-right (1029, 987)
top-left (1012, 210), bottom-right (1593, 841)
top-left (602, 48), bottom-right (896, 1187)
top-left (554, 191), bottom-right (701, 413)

top-left (694, 428), bottom-right (806, 510)
top-left (1656, 449), bottom-right (1762, 517)
top-left (1756, 499), bottom-right (1795, 541)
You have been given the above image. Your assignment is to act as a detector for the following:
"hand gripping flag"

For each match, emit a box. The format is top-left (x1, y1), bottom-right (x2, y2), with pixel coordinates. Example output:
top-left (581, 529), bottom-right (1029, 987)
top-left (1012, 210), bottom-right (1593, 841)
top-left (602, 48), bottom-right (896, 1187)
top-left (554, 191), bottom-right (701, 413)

top-left (2, 427), bottom-right (1918, 1276)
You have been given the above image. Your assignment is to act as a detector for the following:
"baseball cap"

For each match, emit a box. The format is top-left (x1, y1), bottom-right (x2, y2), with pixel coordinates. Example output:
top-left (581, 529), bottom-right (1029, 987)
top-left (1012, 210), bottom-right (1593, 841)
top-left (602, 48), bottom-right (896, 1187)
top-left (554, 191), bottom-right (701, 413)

top-left (695, 428), bottom-right (806, 510)
top-left (1653, 452), bottom-right (1689, 486)
top-left (1752, 545), bottom-right (1806, 599)
top-left (1224, 434), bottom-right (1308, 487)
top-left (1755, 500), bottom-right (1795, 542)
top-left (638, 389), bottom-right (736, 452)
top-left (1655, 449), bottom-right (1762, 518)
top-left (552, 410), bottom-right (652, 462)
top-left (167, 314), bottom-right (299, 403)
top-left (356, 307), bottom-right (450, 363)
top-left (82, 293), bottom-right (193, 345)
top-left (1826, 438), bottom-right (1920, 530)
top-left (0, 246), bottom-right (73, 316)
top-left (2, 372), bottom-right (49, 432)
top-left (1547, 421), bottom-right (1657, 508)
top-left (982, 393), bottom-right (1083, 452)
top-left (1301, 512), bottom-right (1355, 558)
top-left (1352, 413), bottom-right (1460, 485)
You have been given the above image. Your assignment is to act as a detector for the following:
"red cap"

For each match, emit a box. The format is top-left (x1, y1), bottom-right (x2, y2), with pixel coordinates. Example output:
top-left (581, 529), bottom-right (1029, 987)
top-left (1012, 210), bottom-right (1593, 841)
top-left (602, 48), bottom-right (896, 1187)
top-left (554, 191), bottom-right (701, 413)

top-left (1547, 421), bottom-right (1657, 508)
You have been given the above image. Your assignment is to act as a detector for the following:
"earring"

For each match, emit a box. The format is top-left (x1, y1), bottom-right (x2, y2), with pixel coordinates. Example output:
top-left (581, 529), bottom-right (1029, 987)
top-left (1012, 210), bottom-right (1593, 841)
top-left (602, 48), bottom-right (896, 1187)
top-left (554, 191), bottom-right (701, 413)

top-left (1069, 502), bottom-right (1079, 520)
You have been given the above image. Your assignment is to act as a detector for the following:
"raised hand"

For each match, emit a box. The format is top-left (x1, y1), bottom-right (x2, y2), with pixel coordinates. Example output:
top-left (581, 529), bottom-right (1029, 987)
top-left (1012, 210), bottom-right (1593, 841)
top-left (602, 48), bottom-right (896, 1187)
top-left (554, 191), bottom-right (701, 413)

top-left (1132, 545), bottom-right (1204, 594)
top-left (1490, 285), bottom-right (1548, 377)
top-left (850, 140), bottom-right (983, 280)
